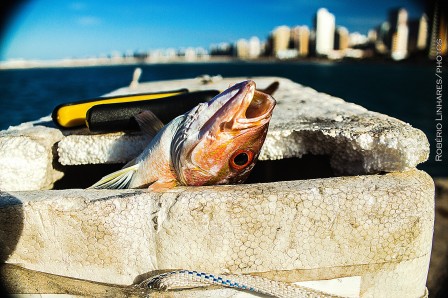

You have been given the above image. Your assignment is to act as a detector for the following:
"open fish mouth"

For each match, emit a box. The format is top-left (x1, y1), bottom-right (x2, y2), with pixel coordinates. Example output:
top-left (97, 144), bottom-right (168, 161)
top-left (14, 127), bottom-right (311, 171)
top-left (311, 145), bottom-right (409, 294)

top-left (235, 87), bottom-right (276, 129)
top-left (205, 80), bottom-right (276, 133)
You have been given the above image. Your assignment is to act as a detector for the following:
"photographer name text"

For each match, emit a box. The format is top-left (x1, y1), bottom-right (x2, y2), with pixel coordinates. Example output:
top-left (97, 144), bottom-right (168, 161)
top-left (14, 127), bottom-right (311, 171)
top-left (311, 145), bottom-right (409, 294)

top-left (435, 38), bottom-right (443, 162)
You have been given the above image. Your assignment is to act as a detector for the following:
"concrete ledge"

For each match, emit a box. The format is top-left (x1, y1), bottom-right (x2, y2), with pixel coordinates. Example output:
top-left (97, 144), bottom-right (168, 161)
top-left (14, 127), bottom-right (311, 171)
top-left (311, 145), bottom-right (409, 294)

top-left (0, 169), bottom-right (434, 297)
top-left (58, 77), bottom-right (429, 176)
top-left (0, 76), bottom-right (429, 191)
top-left (0, 125), bottom-right (63, 191)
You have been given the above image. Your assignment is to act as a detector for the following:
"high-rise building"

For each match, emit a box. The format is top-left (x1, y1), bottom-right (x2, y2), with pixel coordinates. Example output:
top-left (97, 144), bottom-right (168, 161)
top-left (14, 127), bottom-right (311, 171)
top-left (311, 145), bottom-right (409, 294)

top-left (374, 21), bottom-right (391, 54)
top-left (308, 30), bottom-right (316, 56)
top-left (236, 39), bottom-right (250, 59)
top-left (429, 0), bottom-right (447, 58)
top-left (291, 26), bottom-right (310, 56)
top-left (248, 36), bottom-right (261, 58)
top-left (409, 14), bottom-right (429, 53)
top-left (391, 27), bottom-right (409, 60)
top-left (271, 26), bottom-right (291, 57)
top-left (210, 43), bottom-right (234, 56)
top-left (315, 8), bottom-right (335, 56)
top-left (416, 14), bottom-right (429, 50)
top-left (368, 29), bottom-right (378, 42)
top-left (184, 47), bottom-right (197, 61)
top-left (388, 8), bottom-right (409, 60)
top-left (334, 26), bottom-right (349, 50)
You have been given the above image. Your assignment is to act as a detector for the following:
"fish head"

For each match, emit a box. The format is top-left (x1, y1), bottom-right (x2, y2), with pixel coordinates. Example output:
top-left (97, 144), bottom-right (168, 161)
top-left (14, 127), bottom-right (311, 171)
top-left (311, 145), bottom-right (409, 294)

top-left (172, 80), bottom-right (276, 186)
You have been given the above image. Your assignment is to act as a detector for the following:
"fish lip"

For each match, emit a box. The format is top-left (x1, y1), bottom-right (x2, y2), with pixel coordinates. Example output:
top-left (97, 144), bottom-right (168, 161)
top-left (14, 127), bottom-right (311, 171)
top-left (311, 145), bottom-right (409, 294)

top-left (197, 80), bottom-right (254, 134)
top-left (196, 80), bottom-right (276, 136)
top-left (235, 89), bottom-right (276, 129)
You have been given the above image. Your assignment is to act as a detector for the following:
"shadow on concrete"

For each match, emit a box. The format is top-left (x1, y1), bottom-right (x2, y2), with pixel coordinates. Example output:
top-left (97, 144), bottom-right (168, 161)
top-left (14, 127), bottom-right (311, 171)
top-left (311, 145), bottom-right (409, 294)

top-left (53, 155), bottom-right (335, 189)
top-left (0, 194), bottom-right (23, 297)
top-left (53, 163), bottom-right (123, 189)
top-left (246, 155), bottom-right (335, 184)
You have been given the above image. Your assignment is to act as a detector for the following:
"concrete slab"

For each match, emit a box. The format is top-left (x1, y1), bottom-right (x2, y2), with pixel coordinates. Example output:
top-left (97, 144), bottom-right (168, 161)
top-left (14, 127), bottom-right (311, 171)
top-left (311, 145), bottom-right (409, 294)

top-left (0, 169), bottom-right (434, 297)
top-left (0, 124), bottom-right (63, 191)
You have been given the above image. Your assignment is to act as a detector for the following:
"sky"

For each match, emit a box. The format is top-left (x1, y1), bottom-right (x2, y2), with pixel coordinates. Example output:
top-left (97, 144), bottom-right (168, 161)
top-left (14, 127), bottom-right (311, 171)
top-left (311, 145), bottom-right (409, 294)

top-left (0, 0), bottom-right (426, 61)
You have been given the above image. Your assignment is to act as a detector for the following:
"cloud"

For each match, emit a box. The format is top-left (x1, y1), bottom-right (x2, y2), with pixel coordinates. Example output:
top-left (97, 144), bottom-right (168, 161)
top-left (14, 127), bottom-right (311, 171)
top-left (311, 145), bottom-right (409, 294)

top-left (77, 16), bottom-right (102, 26)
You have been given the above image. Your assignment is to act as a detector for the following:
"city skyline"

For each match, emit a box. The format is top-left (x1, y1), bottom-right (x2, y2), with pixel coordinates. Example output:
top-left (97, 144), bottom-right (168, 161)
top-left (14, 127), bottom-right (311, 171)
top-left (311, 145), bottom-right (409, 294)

top-left (232, 6), bottom-right (432, 61)
top-left (0, 0), bottom-right (426, 61)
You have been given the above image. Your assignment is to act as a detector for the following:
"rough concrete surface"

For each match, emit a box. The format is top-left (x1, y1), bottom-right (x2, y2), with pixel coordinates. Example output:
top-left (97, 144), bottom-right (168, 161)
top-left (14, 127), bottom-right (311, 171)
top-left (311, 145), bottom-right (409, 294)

top-left (0, 124), bottom-right (63, 191)
top-left (0, 76), bottom-right (429, 191)
top-left (0, 169), bottom-right (434, 297)
top-left (427, 178), bottom-right (448, 298)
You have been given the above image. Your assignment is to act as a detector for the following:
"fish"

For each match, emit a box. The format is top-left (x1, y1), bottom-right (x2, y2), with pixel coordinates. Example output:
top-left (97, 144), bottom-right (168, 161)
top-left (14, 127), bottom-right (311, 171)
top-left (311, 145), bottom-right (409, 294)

top-left (89, 80), bottom-right (276, 191)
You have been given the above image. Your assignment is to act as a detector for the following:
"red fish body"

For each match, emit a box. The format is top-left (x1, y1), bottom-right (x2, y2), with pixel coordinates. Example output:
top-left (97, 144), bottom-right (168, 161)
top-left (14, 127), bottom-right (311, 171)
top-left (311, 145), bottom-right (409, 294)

top-left (90, 80), bottom-right (276, 191)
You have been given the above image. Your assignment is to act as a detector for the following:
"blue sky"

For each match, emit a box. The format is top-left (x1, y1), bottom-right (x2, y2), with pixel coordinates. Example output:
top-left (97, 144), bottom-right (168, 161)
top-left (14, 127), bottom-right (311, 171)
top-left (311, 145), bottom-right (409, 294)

top-left (0, 0), bottom-right (425, 61)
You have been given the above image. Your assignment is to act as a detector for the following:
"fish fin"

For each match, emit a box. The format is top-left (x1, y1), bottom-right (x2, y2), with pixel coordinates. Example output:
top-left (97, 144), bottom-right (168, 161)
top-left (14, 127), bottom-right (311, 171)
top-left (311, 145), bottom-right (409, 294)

top-left (124, 157), bottom-right (137, 168)
top-left (88, 164), bottom-right (139, 189)
top-left (148, 179), bottom-right (177, 192)
top-left (134, 110), bottom-right (164, 138)
top-left (260, 81), bottom-right (279, 95)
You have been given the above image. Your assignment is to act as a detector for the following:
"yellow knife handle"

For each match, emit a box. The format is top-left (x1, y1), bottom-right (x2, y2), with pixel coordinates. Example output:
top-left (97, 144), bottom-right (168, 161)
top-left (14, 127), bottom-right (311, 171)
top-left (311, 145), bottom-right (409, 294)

top-left (52, 89), bottom-right (188, 128)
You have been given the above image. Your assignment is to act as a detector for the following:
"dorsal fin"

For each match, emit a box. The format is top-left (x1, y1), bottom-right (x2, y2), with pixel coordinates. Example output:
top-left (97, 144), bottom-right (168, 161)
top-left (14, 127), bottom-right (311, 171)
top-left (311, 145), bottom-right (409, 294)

top-left (134, 110), bottom-right (164, 138)
top-left (260, 81), bottom-right (279, 95)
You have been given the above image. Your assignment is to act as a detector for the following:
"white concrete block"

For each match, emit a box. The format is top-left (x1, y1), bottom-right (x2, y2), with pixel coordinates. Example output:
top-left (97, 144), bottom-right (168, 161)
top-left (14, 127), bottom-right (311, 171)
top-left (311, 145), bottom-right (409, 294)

top-left (0, 125), bottom-right (63, 191)
top-left (0, 169), bottom-right (434, 298)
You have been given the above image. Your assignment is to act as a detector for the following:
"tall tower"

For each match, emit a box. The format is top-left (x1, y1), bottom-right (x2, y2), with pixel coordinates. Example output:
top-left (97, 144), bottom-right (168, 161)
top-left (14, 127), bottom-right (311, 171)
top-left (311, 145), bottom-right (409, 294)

top-left (408, 14), bottom-right (429, 53)
top-left (236, 39), bottom-right (249, 59)
top-left (272, 26), bottom-right (291, 57)
top-left (315, 8), bottom-right (335, 56)
top-left (429, 0), bottom-right (448, 58)
top-left (389, 8), bottom-right (409, 60)
top-left (334, 26), bottom-right (349, 50)
top-left (248, 36), bottom-right (261, 58)
top-left (291, 26), bottom-right (310, 56)
top-left (417, 14), bottom-right (429, 50)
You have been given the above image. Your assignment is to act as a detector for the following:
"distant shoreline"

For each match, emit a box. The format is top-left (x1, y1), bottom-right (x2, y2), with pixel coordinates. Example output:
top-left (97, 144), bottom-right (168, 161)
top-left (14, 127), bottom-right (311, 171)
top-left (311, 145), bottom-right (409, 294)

top-left (0, 56), bottom-right (238, 70)
top-left (0, 55), bottom-right (434, 70)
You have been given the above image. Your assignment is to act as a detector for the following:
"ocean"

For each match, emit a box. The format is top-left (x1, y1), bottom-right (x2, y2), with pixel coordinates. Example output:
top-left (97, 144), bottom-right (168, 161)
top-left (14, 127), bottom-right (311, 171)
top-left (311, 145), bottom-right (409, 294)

top-left (0, 61), bottom-right (445, 176)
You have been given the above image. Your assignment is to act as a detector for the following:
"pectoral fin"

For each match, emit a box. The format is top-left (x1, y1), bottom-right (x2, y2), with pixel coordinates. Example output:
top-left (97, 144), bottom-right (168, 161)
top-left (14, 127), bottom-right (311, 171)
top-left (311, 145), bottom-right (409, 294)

top-left (89, 164), bottom-right (139, 189)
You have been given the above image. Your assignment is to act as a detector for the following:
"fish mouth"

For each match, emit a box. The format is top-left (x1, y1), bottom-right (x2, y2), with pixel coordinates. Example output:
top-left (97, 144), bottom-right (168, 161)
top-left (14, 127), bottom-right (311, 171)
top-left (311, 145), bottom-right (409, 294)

top-left (234, 84), bottom-right (276, 130)
top-left (203, 80), bottom-right (276, 134)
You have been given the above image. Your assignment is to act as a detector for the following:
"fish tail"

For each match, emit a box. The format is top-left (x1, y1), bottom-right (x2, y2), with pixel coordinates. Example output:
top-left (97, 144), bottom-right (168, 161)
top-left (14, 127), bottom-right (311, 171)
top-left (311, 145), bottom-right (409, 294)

top-left (88, 164), bottom-right (139, 189)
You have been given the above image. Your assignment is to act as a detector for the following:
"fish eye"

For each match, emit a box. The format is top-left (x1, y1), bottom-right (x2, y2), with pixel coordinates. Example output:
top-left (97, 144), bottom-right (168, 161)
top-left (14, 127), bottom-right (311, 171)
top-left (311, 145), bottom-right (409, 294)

top-left (230, 149), bottom-right (254, 170)
top-left (234, 152), bottom-right (249, 166)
